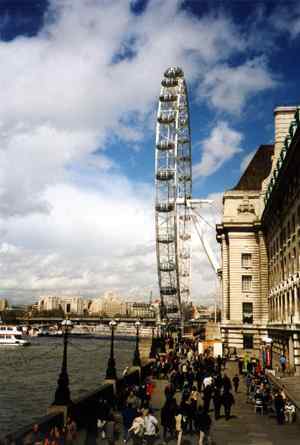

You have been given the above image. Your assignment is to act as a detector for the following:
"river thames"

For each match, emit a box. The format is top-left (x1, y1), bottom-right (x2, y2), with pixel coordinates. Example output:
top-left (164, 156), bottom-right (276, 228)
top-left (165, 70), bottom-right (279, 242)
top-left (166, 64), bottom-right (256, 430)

top-left (0, 337), bottom-right (135, 436)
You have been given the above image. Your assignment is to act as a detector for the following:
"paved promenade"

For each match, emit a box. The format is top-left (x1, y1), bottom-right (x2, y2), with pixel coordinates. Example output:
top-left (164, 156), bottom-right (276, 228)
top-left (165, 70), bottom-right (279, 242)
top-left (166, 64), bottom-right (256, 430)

top-left (147, 362), bottom-right (300, 445)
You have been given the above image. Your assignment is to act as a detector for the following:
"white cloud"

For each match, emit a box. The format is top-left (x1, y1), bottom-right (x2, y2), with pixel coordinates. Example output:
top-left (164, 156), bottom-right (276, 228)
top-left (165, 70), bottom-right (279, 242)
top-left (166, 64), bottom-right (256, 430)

top-left (240, 150), bottom-right (256, 172)
top-left (193, 122), bottom-right (243, 178)
top-left (0, 0), bottom-right (277, 303)
top-left (198, 57), bottom-right (278, 114)
top-left (270, 4), bottom-right (300, 39)
top-left (0, 178), bottom-right (157, 299)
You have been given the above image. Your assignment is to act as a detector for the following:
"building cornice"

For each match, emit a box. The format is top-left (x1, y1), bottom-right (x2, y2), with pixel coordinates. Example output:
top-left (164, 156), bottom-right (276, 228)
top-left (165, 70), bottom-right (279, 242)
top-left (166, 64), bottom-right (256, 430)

top-left (262, 107), bottom-right (300, 225)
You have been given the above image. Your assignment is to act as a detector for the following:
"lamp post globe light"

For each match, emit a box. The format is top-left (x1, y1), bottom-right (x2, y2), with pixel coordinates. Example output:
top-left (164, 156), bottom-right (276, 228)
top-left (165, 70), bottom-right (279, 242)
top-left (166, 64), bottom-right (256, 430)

top-left (133, 320), bottom-right (141, 367)
top-left (106, 319), bottom-right (118, 379)
top-left (53, 318), bottom-right (73, 406)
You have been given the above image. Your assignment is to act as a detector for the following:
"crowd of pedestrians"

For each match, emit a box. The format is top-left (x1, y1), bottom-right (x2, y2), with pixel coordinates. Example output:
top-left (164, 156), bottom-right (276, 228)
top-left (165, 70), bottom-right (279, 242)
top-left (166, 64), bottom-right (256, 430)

top-left (22, 418), bottom-right (77, 445)
top-left (9, 336), bottom-right (298, 445)
top-left (113, 339), bottom-right (237, 445)
top-left (244, 368), bottom-right (296, 424)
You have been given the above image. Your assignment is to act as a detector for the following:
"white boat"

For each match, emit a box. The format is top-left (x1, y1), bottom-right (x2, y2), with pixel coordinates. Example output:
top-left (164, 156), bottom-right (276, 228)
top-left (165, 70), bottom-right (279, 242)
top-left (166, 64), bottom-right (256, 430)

top-left (0, 324), bottom-right (30, 346)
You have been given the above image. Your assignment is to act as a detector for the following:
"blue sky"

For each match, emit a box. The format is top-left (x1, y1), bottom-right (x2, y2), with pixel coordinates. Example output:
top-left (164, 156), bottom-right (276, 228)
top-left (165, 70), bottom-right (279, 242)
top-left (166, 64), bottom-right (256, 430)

top-left (0, 0), bottom-right (299, 304)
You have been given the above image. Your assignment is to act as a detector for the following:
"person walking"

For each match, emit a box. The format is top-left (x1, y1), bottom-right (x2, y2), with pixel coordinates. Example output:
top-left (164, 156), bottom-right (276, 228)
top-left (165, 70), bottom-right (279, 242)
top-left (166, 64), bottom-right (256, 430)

top-left (274, 391), bottom-right (285, 425)
top-left (222, 373), bottom-right (232, 393)
top-left (279, 354), bottom-right (287, 374)
top-left (24, 424), bottom-right (43, 445)
top-left (222, 390), bottom-right (235, 420)
top-left (175, 408), bottom-right (183, 445)
top-left (212, 388), bottom-right (222, 420)
top-left (122, 403), bottom-right (137, 443)
top-left (232, 374), bottom-right (240, 393)
top-left (195, 406), bottom-right (212, 445)
top-left (143, 408), bottom-right (159, 445)
top-left (128, 411), bottom-right (145, 445)
top-left (203, 382), bottom-right (213, 413)
top-left (161, 398), bottom-right (176, 443)
top-left (65, 417), bottom-right (77, 445)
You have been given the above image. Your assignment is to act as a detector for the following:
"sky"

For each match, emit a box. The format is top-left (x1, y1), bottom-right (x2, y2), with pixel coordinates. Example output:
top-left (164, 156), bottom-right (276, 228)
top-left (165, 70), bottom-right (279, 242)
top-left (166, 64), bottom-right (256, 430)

top-left (0, 0), bottom-right (299, 305)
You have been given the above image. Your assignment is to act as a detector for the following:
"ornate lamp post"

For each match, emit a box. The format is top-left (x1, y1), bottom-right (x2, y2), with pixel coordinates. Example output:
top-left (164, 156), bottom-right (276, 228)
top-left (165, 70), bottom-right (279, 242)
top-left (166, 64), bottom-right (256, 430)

top-left (106, 320), bottom-right (118, 379)
top-left (158, 320), bottom-right (166, 353)
top-left (53, 318), bottom-right (73, 406)
top-left (149, 325), bottom-right (157, 359)
top-left (133, 320), bottom-right (141, 366)
top-left (161, 320), bottom-right (166, 353)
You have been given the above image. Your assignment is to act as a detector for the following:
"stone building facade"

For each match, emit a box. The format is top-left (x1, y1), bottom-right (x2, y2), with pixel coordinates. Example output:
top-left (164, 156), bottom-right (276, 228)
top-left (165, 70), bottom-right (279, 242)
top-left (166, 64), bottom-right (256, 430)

top-left (217, 105), bottom-right (300, 374)
top-left (217, 146), bottom-right (273, 355)
top-left (262, 106), bottom-right (300, 374)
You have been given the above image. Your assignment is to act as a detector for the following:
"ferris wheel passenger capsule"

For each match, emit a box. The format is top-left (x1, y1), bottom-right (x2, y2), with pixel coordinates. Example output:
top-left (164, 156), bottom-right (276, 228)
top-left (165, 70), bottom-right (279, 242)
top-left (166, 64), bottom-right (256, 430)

top-left (164, 67), bottom-right (184, 78)
top-left (156, 140), bottom-right (175, 151)
top-left (161, 78), bottom-right (178, 87)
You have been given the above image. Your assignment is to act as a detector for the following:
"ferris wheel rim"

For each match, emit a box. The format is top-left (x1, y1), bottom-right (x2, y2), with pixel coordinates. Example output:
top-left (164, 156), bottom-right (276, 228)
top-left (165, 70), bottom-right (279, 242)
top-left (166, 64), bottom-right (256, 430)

top-left (155, 66), bottom-right (192, 319)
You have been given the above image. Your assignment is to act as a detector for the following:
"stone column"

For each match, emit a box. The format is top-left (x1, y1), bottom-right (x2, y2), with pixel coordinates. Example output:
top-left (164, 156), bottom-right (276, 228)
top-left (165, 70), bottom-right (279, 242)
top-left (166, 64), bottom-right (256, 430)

top-left (221, 234), bottom-right (229, 321)
top-left (294, 286), bottom-right (299, 322)
top-left (279, 294), bottom-right (282, 321)
top-left (271, 298), bottom-right (274, 322)
top-left (283, 291), bottom-right (288, 323)
top-left (286, 291), bottom-right (290, 323)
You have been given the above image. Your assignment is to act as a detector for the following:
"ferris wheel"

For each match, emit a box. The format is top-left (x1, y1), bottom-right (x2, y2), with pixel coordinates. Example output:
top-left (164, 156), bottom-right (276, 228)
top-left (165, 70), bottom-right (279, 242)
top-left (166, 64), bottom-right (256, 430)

top-left (155, 67), bottom-right (192, 320)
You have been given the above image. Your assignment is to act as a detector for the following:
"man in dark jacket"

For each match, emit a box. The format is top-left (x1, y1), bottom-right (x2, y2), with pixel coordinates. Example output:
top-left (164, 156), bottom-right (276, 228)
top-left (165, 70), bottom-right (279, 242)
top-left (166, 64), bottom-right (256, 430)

top-left (212, 388), bottom-right (222, 420)
top-left (222, 390), bottom-right (235, 420)
top-left (232, 374), bottom-right (240, 393)
top-left (161, 398), bottom-right (177, 441)
top-left (122, 403), bottom-right (137, 443)
top-left (222, 373), bottom-right (232, 393)
top-left (274, 391), bottom-right (285, 424)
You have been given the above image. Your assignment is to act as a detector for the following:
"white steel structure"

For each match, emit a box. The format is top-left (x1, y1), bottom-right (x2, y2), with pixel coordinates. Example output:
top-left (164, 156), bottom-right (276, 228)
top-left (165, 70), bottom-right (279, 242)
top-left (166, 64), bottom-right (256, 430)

top-left (155, 67), bottom-right (192, 319)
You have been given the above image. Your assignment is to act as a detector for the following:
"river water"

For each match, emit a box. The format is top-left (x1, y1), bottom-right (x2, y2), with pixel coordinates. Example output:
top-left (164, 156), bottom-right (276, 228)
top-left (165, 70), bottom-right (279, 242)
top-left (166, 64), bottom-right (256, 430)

top-left (0, 337), bottom-right (135, 437)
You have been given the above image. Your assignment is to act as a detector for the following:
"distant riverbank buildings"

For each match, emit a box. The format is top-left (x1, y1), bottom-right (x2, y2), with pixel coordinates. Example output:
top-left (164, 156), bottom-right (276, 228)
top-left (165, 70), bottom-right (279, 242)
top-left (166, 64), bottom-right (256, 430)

top-left (217, 106), bottom-right (300, 374)
top-left (37, 292), bottom-right (155, 318)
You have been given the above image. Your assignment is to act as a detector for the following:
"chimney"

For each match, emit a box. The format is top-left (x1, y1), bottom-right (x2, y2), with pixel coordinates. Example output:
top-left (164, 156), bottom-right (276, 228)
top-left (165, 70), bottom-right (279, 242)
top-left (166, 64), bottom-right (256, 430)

top-left (273, 106), bottom-right (297, 162)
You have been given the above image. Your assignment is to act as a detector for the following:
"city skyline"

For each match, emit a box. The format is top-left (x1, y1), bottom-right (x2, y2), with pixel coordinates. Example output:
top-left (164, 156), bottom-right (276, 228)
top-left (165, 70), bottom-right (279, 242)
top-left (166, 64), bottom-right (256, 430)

top-left (0, 1), bottom-right (299, 304)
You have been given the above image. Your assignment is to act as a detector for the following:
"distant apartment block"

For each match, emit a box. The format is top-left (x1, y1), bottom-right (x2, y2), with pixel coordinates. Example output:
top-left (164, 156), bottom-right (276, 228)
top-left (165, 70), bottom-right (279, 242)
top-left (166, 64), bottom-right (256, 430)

top-left (37, 295), bottom-right (90, 315)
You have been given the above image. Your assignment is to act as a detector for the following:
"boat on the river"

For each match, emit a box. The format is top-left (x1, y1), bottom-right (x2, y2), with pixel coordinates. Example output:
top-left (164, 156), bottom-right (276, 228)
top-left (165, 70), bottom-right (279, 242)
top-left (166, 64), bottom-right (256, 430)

top-left (0, 324), bottom-right (30, 346)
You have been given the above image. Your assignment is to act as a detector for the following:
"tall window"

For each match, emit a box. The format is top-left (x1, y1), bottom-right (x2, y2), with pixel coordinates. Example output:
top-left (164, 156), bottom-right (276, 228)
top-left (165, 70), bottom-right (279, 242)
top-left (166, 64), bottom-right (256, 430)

top-left (243, 334), bottom-right (253, 349)
top-left (242, 275), bottom-right (252, 292)
top-left (242, 302), bottom-right (253, 324)
top-left (241, 253), bottom-right (252, 268)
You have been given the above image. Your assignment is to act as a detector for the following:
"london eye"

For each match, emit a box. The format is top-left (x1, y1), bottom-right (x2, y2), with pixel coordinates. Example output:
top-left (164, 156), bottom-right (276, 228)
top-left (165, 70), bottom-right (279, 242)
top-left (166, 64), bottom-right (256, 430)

top-left (155, 67), bottom-right (192, 321)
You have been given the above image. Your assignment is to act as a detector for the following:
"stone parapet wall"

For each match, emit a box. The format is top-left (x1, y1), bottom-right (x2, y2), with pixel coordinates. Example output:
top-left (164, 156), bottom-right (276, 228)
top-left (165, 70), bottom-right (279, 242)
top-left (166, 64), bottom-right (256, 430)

top-left (0, 361), bottom-right (153, 444)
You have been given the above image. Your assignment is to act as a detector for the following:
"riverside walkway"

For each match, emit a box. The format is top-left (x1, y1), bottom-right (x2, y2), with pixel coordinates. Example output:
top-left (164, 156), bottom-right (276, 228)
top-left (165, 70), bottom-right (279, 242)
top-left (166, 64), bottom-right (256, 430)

top-left (4, 343), bottom-right (300, 445)
top-left (144, 362), bottom-right (300, 445)
top-left (72, 359), bottom-right (300, 445)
